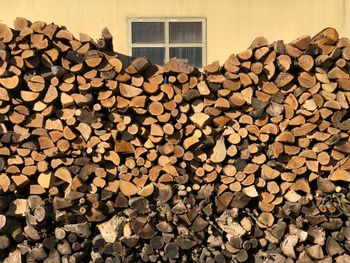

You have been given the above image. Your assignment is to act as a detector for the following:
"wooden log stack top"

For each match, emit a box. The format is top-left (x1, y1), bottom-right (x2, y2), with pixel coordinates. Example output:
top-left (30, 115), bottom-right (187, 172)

top-left (0, 18), bottom-right (349, 262)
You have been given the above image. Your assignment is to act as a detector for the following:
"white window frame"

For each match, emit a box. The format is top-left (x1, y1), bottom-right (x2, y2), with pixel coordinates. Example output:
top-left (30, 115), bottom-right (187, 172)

top-left (128, 17), bottom-right (207, 67)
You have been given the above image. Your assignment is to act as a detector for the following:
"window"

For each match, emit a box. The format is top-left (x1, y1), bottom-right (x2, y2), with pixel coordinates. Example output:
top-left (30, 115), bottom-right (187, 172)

top-left (129, 18), bottom-right (206, 68)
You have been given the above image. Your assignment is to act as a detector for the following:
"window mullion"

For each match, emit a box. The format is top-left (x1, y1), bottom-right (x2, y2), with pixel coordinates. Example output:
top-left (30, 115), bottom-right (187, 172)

top-left (202, 20), bottom-right (206, 66)
top-left (131, 43), bottom-right (166, 48)
top-left (168, 43), bottom-right (204, 48)
top-left (164, 20), bottom-right (169, 64)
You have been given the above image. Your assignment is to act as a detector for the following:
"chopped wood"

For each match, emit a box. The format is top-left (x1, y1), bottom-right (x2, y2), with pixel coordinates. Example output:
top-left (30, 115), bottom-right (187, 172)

top-left (54, 167), bottom-right (72, 183)
top-left (119, 180), bottom-right (140, 196)
top-left (298, 54), bottom-right (314, 71)
top-left (329, 169), bottom-right (350, 182)
top-left (190, 112), bottom-right (210, 128)
top-left (210, 137), bottom-right (226, 163)
top-left (0, 23), bottom-right (13, 43)
top-left (97, 215), bottom-right (126, 243)
top-left (298, 72), bottom-right (316, 88)
top-left (242, 185), bottom-right (258, 197)
top-left (0, 75), bottom-right (19, 89)
top-left (119, 83), bottom-right (143, 98)
top-left (0, 19), bottom-right (348, 262)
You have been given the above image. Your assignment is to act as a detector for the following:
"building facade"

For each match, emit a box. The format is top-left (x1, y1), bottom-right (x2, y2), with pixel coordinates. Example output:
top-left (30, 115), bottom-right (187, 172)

top-left (2, 0), bottom-right (350, 67)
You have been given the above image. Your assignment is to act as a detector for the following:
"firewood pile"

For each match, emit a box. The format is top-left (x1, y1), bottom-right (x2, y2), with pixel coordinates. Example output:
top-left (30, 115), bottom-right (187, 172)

top-left (0, 17), bottom-right (350, 262)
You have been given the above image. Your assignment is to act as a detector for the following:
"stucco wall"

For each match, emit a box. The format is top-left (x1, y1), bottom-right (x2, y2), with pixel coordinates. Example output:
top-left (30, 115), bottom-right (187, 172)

top-left (1, 0), bottom-right (349, 65)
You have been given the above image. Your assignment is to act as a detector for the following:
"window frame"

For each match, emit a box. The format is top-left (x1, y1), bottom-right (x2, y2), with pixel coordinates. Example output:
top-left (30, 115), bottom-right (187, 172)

top-left (128, 17), bottom-right (207, 67)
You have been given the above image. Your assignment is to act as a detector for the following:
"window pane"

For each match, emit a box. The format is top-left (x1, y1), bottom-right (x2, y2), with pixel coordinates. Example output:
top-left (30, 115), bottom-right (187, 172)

top-left (132, 22), bottom-right (165, 43)
top-left (132, 48), bottom-right (165, 65)
top-left (170, 47), bottom-right (202, 67)
top-left (169, 22), bottom-right (202, 43)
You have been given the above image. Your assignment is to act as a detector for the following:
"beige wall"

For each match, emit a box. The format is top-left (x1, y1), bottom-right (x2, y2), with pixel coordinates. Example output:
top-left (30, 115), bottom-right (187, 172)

top-left (1, 0), bottom-right (350, 65)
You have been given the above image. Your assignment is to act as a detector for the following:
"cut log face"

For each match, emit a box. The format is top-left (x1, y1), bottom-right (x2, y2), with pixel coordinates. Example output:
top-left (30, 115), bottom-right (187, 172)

top-left (261, 165), bottom-right (280, 180)
top-left (0, 23), bottom-right (13, 43)
top-left (119, 180), bottom-right (140, 196)
top-left (210, 137), bottom-right (226, 163)
top-left (38, 172), bottom-right (53, 188)
top-left (119, 83), bottom-right (143, 98)
top-left (97, 215), bottom-right (126, 243)
top-left (190, 112), bottom-right (210, 128)
top-left (0, 19), bottom-right (348, 262)
top-left (54, 169), bottom-right (71, 187)
top-left (0, 75), bottom-right (19, 89)
top-left (298, 72), bottom-right (316, 88)
top-left (298, 54), bottom-right (314, 71)
top-left (329, 169), bottom-right (350, 182)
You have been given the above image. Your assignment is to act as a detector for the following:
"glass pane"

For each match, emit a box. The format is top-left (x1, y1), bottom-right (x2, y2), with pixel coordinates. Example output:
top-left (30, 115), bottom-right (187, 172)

top-left (169, 47), bottom-right (202, 67)
top-left (132, 48), bottom-right (165, 65)
top-left (132, 22), bottom-right (165, 44)
top-left (169, 22), bottom-right (202, 43)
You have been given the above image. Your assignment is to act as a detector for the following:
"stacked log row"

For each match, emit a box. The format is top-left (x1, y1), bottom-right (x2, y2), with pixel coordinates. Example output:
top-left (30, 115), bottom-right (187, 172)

top-left (0, 18), bottom-right (350, 262)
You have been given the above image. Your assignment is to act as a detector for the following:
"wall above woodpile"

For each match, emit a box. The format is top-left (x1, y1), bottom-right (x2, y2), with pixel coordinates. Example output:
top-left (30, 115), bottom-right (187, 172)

top-left (1, 0), bottom-right (350, 64)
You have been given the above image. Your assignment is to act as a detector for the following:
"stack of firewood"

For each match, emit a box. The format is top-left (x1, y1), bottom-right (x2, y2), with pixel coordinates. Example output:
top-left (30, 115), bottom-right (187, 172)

top-left (0, 17), bottom-right (350, 262)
